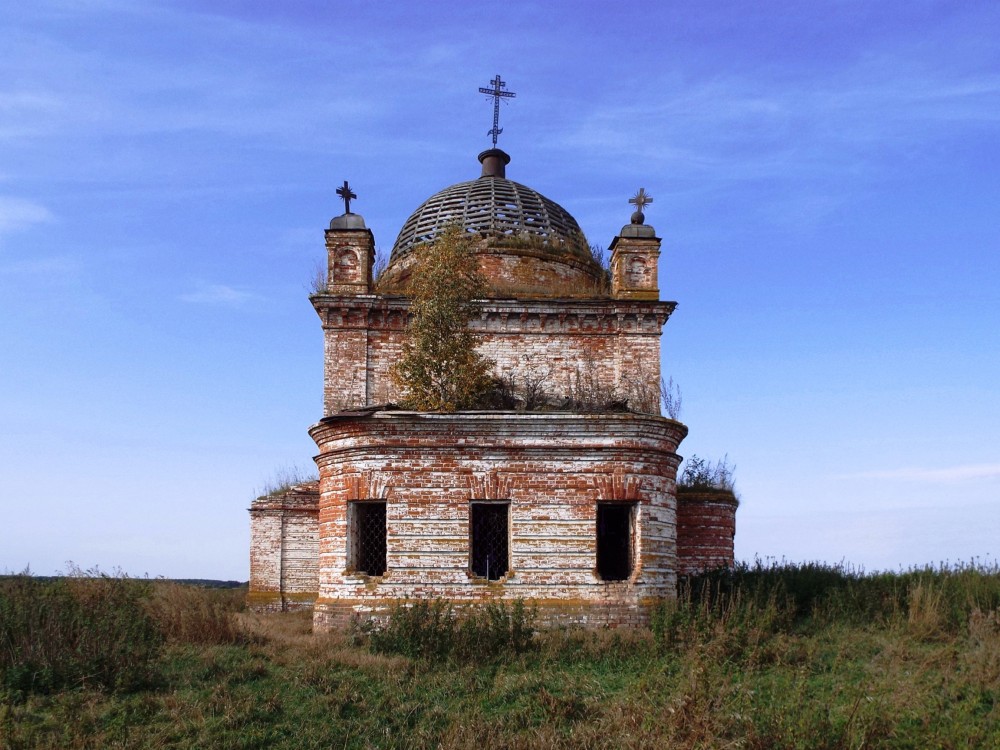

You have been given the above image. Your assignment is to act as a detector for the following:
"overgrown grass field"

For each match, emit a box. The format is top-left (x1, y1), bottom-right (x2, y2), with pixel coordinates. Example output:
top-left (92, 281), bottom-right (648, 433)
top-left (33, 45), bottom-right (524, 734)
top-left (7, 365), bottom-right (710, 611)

top-left (2, 561), bottom-right (998, 749)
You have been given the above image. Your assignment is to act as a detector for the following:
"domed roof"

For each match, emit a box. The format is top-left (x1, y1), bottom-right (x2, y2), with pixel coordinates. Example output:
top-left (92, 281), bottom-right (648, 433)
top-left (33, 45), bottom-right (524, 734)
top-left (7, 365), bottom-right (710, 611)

top-left (389, 149), bottom-right (592, 266)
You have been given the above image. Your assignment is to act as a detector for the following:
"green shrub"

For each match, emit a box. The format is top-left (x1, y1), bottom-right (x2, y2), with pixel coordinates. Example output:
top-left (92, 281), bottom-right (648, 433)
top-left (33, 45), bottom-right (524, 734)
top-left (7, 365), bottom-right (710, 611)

top-left (362, 599), bottom-right (456, 661)
top-left (391, 226), bottom-right (496, 411)
top-left (360, 599), bottom-right (536, 662)
top-left (678, 454), bottom-right (736, 491)
top-left (455, 600), bottom-right (536, 659)
top-left (652, 572), bottom-right (793, 657)
top-left (0, 571), bottom-right (163, 694)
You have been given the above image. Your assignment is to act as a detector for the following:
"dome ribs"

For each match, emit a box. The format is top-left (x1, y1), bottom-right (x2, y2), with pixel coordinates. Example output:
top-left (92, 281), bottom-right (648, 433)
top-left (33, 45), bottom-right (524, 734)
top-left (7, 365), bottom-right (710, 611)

top-left (390, 177), bottom-right (591, 264)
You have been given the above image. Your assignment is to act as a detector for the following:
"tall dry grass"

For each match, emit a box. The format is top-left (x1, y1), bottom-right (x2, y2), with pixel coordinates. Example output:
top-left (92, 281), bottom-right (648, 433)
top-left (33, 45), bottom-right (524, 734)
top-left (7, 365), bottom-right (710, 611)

top-left (0, 573), bottom-right (253, 696)
top-left (0, 571), bottom-right (162, 693)
top-left (3, 561), bottom-right (999, 749)
top-left (682, 557), bottom-right (1000, 631)
top-left (146, 582), bottom-right (253, 646)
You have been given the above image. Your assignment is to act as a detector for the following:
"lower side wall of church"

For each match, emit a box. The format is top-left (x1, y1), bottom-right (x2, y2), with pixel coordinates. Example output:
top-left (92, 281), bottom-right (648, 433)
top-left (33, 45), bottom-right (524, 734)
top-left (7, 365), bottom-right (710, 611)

top-left (248, 511), bottom-right (282, 609)
top-left (248, 498), bottom-right (320, 612)
top-left (310, 412), bottom-right (686, 630)
top-left (279, 511), bottom-right (320, 607)
top-left (313, 497), bottom-right (677, 626)
top-left (314, 596), bottom-right (661, 631)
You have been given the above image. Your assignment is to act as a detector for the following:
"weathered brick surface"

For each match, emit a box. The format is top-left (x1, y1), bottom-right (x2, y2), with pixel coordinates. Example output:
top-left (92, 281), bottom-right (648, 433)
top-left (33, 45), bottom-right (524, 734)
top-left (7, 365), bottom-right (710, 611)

top-left (675, 487), bottom-right (738, 575)
top-left (308, 411), bottom-right (687, 630)
top-left (610, 235), bottom-right (660, 300)
top-left (248, 210), bottom-right (742, 626)
top-left (314, 597), bottom-right (660, 630)
top-left (377, 237), bottom-right (605, 299)
top-left (248, 482), bottom-right (320, 611)
top-left (325, 227), bottom-right (374, 295)
top-left (312, 296), bottom-right (675, 416)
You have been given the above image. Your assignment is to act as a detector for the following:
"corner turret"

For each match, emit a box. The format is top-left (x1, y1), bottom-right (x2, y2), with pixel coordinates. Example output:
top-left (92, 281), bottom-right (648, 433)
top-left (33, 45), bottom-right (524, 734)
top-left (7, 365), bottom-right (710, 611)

top-left (324, 180), bottom-right (374, 295)
top-left (610, 188), bottom-right (661, 300)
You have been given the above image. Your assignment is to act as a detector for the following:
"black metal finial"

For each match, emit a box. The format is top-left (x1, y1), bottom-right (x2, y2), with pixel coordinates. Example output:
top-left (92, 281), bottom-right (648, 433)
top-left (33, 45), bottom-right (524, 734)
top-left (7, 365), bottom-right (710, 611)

top-left (336, 180), bottom-right (357, 214)
top-left (479, 74), bottom-right (516, 147)
top-left (629, 187), bottom-right (652, 223)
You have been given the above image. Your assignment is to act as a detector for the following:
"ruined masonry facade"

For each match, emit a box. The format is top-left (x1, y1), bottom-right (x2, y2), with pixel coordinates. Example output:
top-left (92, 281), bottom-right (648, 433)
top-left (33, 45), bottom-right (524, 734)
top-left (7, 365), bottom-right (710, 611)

top-left (249, 147), bottom-right (737, 626)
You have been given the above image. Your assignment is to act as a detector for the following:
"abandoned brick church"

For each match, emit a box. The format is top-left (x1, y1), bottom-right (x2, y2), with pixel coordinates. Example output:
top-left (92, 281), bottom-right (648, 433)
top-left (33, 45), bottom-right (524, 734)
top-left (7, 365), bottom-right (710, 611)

top-left (249, 84), bottom-right (737, 627)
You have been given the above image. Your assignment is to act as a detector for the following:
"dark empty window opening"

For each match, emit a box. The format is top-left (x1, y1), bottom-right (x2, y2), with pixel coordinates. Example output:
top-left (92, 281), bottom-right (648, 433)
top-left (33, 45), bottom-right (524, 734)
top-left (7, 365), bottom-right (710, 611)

top-left (351, 502), bottom-right (387, 576)
top-left (597, 503), bottom-right (635, 581)
top-left (471, 503), bottom-right (509, 580)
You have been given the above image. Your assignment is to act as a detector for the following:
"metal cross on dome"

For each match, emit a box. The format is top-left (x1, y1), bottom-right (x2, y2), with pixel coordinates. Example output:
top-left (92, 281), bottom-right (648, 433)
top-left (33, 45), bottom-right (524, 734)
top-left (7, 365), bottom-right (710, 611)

top-left (629, 187), bottom-right (653, 214)
top-left (336, 180), bottom-right (356, 214)
top-left (479, 74), bottom-right (516, 147)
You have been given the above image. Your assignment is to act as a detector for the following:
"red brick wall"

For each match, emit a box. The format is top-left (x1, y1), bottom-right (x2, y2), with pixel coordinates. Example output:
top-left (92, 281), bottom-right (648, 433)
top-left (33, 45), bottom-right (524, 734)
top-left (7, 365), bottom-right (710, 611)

top-left (610, 236), bottom-right (660, 300)
top-left (314, 297), bottom-right (676, 416)
top-left (675, 488), bottom-right (738, 575)
top-left (325, 227), bottom-right (373, 295)
top-left (378, 241), bottom-right (603, 299)
top-left (308, 411), bottom-right (687, 630)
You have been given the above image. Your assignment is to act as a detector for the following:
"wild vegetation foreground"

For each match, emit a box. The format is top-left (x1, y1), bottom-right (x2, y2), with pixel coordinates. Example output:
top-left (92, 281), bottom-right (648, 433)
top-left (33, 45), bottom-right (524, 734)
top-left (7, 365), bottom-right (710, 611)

top-left (1, 562), bottom-right (998, 749)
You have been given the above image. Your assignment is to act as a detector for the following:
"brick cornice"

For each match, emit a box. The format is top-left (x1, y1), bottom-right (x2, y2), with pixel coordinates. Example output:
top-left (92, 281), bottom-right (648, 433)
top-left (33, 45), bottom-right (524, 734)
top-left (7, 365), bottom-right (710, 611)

top-left (676, 487), bottom-right (740, 507)
top-left (309, 410), bottom-right (688, 457)
top-left (311, 294), bottom-right (677, 334)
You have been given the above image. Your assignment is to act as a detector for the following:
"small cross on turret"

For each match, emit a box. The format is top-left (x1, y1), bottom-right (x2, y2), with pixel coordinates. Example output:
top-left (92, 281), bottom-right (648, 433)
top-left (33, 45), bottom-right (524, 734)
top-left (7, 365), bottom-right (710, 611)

top-left (336, 180), bottom-right (357, 214)
top-left (479, 74), bottom-right (516, 147)
top-left (629, 187), bottom-right (653, 223)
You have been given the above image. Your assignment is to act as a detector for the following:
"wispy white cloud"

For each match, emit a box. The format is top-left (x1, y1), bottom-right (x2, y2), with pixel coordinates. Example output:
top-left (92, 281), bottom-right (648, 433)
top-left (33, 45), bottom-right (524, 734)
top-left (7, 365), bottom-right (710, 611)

top-left (553, 61), bottom-right (1000, 184)
top-left (179, 282), bottom-right (261, 306)
top-left (0, 196), bottom-right (54, 237)
top-left (0, 90), bottom-right (64, 139)
top-left (0, 4), bottom-right (394, 150)
top-left (838, 463), bottom-right (1000, 483)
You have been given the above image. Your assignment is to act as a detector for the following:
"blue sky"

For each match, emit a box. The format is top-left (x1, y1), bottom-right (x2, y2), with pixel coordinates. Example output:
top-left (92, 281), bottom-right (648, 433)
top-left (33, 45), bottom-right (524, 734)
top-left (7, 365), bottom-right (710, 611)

top-left (2, 0), bottom-right (997, 579)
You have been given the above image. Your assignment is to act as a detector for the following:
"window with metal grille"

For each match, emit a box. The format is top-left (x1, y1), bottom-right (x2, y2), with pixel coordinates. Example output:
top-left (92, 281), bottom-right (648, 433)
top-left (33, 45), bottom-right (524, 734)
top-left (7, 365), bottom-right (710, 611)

top-left (350, 501), bottom-right (386, 576)
top-left (597, 503), bottom-right (635, 581)
top-left (470, 502), bottom-right (509, 580)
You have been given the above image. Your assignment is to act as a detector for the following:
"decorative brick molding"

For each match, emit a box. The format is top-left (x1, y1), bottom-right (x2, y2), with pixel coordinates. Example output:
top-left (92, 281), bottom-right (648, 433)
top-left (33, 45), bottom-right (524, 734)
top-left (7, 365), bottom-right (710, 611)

top-left (345, 470), bottom-right (391, 501)
top-left (468, 469), bottom-right (514, 500)
top-left (594, 471), bottom-right (643, 502)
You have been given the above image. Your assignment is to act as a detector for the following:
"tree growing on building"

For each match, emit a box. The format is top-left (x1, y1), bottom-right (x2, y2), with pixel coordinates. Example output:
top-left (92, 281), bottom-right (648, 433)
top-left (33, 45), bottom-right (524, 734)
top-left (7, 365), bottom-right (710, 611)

top-left (392, 226), bottom-right (495, 411)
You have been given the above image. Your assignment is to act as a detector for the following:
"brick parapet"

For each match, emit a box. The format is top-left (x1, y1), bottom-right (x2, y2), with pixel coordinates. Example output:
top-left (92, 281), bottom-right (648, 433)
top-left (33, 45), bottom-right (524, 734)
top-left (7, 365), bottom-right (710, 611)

top-left (379, 238), bottom-right (606, 299)
top-left (249, 481), bottom-right (320, 512)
